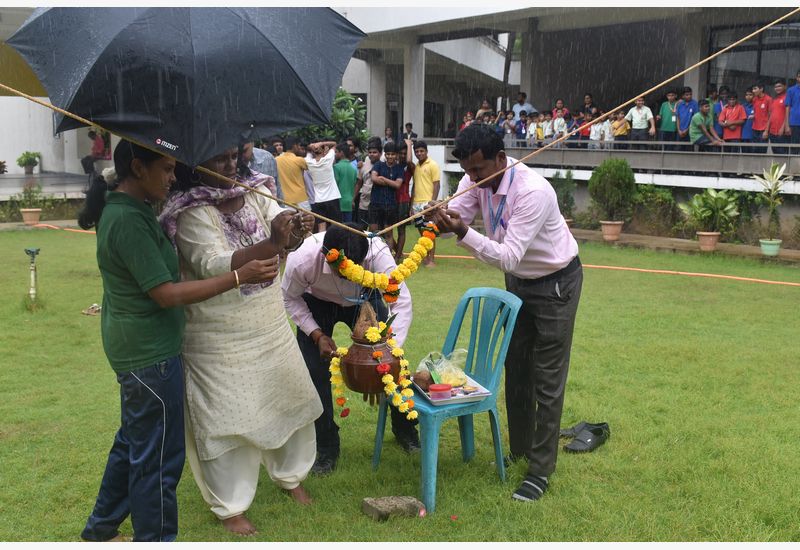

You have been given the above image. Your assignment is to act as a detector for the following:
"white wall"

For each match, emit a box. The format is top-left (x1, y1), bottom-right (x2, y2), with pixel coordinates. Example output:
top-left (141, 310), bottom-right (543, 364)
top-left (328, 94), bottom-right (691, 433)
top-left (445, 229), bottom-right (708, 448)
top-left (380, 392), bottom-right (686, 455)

top-left (1, 96), bottom-right (83, 175)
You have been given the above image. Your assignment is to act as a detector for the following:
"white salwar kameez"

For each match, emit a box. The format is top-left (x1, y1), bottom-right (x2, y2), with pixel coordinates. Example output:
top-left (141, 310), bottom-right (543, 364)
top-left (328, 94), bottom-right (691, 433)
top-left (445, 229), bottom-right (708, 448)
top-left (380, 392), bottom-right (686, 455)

top-left (175, 188), bottom-right (323, 520)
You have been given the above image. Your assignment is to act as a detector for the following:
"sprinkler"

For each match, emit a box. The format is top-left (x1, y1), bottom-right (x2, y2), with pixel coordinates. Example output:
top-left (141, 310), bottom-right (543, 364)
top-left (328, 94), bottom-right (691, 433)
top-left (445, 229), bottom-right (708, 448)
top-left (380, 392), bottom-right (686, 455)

top-left (24, 247), bottom-right (40, 304)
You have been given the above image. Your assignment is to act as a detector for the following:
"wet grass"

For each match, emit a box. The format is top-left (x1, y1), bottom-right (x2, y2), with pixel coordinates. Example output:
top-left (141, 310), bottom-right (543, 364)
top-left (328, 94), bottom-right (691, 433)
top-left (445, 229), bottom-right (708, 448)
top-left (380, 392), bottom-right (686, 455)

top-left (0, 228), bottom-right (798, 541)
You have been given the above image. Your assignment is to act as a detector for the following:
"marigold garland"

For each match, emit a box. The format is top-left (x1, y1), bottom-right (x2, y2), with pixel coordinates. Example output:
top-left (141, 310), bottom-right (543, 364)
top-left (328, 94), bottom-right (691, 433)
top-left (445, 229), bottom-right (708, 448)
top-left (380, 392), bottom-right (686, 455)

top-left (329, 330), bottom-right (418, 421)
top-left (324, 223), bottom-right (439, 303)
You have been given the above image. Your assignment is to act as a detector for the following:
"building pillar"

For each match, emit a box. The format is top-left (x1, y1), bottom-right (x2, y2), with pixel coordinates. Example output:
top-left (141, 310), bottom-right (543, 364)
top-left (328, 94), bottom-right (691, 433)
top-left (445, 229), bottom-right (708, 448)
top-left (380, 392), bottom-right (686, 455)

top-left (403, 43), bottom-right (425, 138)
top-left (519, 18), bottom-right (538, 111)
top-left (682, 15), bottom-right (704, 97)
top-left (367, 59), bottom-right (387, 139)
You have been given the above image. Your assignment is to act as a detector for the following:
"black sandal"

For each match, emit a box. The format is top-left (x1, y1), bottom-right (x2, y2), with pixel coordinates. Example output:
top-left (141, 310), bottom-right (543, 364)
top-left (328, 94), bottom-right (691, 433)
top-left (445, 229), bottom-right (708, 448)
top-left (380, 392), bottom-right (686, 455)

top-left (563, 423), bottom-right (610, 453)
top-left (559, 421), bottom-right (588, 438)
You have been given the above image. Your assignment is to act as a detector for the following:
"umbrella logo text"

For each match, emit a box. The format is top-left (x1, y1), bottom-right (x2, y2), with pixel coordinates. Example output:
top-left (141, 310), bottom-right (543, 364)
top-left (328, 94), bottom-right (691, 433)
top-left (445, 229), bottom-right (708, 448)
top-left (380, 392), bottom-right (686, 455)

top-left (155, 138), bottom-right (179, 152)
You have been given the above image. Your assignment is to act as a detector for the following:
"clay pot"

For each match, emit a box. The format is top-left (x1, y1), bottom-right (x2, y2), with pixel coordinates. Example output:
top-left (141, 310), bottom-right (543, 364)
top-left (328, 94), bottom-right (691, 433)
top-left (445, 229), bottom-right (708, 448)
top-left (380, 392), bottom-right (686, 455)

top-left (696, 231), bottom-right (721, 252)
top-left (340, 335), bottom-right (400, 395)
top-left (599, 220), bottom-right (624, 242)
top-left (20, 208), bottom-right (42, 225)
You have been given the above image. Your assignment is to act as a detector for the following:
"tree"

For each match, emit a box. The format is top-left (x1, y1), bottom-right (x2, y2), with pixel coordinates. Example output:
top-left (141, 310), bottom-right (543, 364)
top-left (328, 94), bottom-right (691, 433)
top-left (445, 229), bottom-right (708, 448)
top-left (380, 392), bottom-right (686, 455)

top-left (286, 88), bottom-right (369, 149)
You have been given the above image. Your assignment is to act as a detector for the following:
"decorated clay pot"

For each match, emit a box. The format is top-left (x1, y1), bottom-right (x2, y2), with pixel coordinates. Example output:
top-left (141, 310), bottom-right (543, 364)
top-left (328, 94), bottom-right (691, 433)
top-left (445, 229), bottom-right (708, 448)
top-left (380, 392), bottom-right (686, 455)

top-left (340, 335), bottom-right (400, 395)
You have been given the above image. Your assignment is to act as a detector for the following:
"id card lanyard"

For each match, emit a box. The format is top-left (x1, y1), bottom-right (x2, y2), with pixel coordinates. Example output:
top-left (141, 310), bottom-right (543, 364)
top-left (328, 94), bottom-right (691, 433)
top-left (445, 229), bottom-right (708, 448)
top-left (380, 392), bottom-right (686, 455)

top-left (486, 166), bottom-right (515, 236)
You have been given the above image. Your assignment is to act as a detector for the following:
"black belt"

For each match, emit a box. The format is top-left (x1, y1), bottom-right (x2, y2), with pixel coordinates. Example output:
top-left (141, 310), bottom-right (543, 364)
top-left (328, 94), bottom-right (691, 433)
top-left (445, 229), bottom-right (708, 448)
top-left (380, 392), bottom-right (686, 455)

top-left (512, 256), bottom-right (581, 285)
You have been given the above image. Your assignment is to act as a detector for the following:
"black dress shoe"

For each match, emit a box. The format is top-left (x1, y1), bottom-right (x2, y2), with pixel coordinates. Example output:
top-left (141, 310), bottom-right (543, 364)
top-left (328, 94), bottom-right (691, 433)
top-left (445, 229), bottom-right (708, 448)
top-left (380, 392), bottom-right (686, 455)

top-left (395, 433), bottom-right (421, 453)
top-left (311, 454), bottom-right (338, 475)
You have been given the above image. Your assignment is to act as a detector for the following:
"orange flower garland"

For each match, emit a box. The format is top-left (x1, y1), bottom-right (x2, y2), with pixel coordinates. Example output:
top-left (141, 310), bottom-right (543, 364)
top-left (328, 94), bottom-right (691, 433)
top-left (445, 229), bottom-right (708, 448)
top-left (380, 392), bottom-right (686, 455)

top-left (324, 223), bottom-right (439, 303)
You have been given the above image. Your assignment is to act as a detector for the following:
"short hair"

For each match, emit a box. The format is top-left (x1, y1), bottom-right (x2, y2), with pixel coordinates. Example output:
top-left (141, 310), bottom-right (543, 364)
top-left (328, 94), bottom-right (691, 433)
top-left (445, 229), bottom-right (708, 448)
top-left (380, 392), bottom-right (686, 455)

top-left (518, 92), bottom-right (527, 99)
top-left (323, 223), bottom-right (369, 265)
top-left (698, 99), bottom-right (710, 107)
top-left (88, 130), bottom-right (97, 138)
top-left (335, 142), bottom-right (349, 155)
top-left (346, 136), bottom-right (359, 148)
top-left (752, 82), bottom-right (764, 91)
top-left (519, 110), bottom-right (527, 116)
top-left (584, 93), bottom-right (593, 100)
top-left (728, 92), bottom-right (738, 99)
top-left (270, 136), bottom-right (284, 146)
top-left (451, 123), bottom-right (504, 161)
top-left (719, 85), bottom-right (730, 94)
top-left (667, 88), bottom-right (678, 95)
top-left (414, 140), bottom-right (428, 151)
top-left (774, 78), bottom-right (786, 86)
top-left (284, 136), bottom-right (300, 149)
top-left (706, 83), bottom-right (717, 93)
top-left (405, 122), bottom-right (413, 128)
top-left (383, 141), bottom-right (398, 154)
top-left (681, 86), bottom-right (693, 95)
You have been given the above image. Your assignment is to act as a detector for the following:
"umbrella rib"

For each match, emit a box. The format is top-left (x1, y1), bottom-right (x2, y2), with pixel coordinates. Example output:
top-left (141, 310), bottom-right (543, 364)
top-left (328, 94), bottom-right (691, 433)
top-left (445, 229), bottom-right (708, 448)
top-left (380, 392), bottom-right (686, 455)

top-left (225, 7), bottom-right (329, 121)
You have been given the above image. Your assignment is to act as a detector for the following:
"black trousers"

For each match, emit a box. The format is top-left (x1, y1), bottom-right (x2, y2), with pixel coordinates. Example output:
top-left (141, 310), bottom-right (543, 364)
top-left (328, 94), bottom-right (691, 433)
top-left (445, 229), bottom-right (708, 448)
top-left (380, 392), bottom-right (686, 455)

top-left (296, 292), bottom-right (417, 459)
top-left (504, 258), bottom-right (583, 477)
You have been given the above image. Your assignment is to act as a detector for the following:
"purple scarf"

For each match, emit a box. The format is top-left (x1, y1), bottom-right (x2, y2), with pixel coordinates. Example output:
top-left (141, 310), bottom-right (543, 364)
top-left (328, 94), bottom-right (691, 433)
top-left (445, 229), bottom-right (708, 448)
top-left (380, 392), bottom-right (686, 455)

top-left (159, 172), bottom-right (275, 245)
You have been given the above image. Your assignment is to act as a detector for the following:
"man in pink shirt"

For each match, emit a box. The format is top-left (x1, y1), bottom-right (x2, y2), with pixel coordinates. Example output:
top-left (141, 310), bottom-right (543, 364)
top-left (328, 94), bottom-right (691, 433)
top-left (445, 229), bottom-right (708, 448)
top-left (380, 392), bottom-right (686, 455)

top-left (281, 224), bottom-right (417, 474)
top-left (429, 124), bottom-right (582, 503)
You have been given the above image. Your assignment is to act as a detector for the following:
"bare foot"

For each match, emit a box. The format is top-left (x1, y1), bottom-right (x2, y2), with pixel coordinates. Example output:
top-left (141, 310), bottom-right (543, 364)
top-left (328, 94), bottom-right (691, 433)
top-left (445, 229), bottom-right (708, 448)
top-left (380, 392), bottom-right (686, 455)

top-left (285, 484), bottom-right (313, 505)
top-left (221, 514), bottom-right (258, 536)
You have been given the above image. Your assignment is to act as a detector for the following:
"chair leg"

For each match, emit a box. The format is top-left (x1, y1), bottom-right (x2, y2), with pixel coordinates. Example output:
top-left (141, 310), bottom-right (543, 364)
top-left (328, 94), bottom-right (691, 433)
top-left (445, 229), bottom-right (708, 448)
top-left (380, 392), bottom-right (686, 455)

top-left (420, 416), bottom-right (441, 514)
top-left (488, 407), bottom-right (506, 481)
top-left (372, 395), bottom-right (389, 471)
top-left (458, 414), bottom-right (475, 462)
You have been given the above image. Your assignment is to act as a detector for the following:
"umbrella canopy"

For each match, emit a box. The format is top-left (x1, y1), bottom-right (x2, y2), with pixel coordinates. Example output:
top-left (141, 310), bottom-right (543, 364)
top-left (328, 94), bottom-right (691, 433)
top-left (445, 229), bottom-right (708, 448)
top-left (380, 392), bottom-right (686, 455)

top-left (8, 7), bottom-right (365, 166)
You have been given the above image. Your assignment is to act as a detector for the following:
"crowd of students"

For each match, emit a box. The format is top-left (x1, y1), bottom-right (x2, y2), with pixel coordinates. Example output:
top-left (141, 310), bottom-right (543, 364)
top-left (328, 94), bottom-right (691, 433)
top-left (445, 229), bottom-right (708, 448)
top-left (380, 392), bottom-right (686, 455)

top-left (454, 71), bottom-right (800, 154)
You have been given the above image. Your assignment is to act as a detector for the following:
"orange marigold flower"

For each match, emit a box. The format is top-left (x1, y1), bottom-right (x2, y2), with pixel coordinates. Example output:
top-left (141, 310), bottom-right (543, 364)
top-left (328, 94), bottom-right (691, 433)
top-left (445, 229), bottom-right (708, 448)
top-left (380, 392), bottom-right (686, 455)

top-left (386, 283), bottom-right (399, 292)
top-left (406, 399), bottom-right (415, 409)
top-left (384, 294), bottom-right (398, 303)
top-left (325, 249), bottom-right (340, 262)
top-left (372, 351), bottom-right (383, 360)
top-left (422, 231), bottom-right (435, 240)
top-left (335, 397), bottom-right (346, 407)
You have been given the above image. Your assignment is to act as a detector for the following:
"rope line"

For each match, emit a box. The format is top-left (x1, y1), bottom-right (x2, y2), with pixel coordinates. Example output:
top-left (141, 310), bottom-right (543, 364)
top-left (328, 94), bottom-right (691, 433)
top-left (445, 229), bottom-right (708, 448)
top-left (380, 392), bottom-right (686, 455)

top-left (375, 5), bottom-right (800, 237)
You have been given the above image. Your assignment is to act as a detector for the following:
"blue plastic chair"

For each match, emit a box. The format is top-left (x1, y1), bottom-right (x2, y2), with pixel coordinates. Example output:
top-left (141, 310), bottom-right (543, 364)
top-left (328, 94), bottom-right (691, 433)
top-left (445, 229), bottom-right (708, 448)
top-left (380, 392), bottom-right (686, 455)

top-left (372, 287), bottom-right (522, 513)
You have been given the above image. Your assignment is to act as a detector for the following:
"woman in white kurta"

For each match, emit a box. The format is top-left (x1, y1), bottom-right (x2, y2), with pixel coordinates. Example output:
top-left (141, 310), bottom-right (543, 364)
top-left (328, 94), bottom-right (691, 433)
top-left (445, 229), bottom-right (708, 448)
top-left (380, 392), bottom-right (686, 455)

top-left (159, 147), bottom-right (322, 536)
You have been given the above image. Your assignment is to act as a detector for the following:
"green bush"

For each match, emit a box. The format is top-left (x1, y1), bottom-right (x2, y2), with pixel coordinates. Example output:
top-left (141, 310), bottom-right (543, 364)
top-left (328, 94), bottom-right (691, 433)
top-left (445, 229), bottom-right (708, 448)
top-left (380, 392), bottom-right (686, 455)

top-left (16, 151), bottom-right (41, 168)
top-left (630, 185), bottom-right (679, 237)
top-left (286, 88), bottom-right (369, 150)
top-left (588, 158), bottom-right (637, 221)
top-left (678, 189), bottom-right (739, 235)
top-left (550, 169), bottom-right (576, 219)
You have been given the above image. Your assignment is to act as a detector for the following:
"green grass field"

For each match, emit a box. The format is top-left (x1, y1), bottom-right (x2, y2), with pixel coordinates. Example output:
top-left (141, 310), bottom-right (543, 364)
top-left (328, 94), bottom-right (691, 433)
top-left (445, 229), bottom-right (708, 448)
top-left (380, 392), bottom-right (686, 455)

top-left (1, 228), bottom-right (798, 541)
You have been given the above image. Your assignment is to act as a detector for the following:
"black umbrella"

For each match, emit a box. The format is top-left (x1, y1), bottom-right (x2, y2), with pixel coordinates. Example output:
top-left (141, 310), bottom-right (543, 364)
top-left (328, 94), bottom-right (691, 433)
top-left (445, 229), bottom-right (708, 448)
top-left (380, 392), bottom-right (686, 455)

top-left (8, 7), bottom-right (365, 166)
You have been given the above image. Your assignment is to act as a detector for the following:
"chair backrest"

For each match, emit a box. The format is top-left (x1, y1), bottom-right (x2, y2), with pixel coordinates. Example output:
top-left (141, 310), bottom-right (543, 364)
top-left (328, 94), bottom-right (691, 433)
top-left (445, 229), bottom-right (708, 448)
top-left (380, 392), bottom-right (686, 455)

top-left (441, 287), bottom-right (522, 393)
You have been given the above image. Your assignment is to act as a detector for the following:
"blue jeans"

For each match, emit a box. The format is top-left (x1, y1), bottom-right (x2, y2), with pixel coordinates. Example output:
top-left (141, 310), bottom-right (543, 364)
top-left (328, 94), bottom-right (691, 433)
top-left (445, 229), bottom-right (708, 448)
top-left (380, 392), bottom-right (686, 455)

top-left (769, 134), bottom-right (789, 155)
top-left (81, 356), bottom-right (185, 542)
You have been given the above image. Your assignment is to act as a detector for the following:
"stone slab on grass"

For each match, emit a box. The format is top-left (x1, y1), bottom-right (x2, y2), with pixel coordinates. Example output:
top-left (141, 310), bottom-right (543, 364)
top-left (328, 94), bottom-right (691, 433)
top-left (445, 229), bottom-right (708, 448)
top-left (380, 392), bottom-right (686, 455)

top-left (361, 496), bottom-right (426, 521)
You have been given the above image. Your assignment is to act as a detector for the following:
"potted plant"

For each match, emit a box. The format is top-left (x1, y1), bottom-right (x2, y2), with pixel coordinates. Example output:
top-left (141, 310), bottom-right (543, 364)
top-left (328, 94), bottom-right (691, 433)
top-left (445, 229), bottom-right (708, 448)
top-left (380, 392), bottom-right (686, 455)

top-left (678, 189), bottom-right (739, 252)
top-left (16, 184), bottom-right (45, 225)
top-left (588, 158), bottom-right (637, 241)
top-left (16, 151), bottom-right (41, 175)
top-left (751, 162), bottom-right (790, 256)
top-left (551, 169), bottom-right (576, 226)
top-left (0, 160), bottom-right (7, 174)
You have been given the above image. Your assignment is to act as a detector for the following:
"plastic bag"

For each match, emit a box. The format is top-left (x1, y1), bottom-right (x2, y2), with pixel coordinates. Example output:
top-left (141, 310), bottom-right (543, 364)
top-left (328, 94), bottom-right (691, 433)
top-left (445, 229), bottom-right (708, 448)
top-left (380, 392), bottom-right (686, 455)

top-left (417, 349), bottom-right (468, 387)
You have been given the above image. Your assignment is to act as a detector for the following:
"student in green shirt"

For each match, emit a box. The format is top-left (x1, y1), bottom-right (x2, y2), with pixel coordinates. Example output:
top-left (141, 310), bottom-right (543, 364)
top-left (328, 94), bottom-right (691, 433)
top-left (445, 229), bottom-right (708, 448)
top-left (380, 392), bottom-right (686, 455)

top-left (77, 140), bottom-right (277, 542)
top-left (333, 142), bottom-right (358, 223)
top-left (689, 100), bottom-right (725, 151)
top-left (656, 89), bottom-right (679, 149)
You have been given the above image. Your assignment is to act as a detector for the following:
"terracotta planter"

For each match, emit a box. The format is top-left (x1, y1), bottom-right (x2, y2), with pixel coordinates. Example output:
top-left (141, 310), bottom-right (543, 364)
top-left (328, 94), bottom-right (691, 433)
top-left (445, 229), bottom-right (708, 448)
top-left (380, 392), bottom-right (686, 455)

top-left (696, 231), bottom-right (721, 252)
top-left (759, 239), bottom-right (782, 257)
top-left (340, 336), bottom-right (400, 395)
top-left (599, 220), bottom-right (624, 242)
top-left (20, 208), bottom-right (42, 225)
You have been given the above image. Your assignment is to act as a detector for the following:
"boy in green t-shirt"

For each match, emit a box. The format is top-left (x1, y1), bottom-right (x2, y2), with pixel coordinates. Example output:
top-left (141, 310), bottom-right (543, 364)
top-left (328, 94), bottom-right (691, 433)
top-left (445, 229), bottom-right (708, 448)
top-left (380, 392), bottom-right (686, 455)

top-left (689, 99), bottom-right (724, 151)
top-left (333, 142), bottom-right (358, 223)
top-left (656, 89), bottom-right (679, 149)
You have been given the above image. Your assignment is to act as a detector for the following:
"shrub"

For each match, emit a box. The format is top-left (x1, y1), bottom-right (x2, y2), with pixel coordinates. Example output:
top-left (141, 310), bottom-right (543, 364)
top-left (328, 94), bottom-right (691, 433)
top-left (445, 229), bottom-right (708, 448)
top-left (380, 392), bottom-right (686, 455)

top-left (587, 158), bottom-right (637, 221)
top-left (286, 88), bottom-right (369, 151)
top-left (678, 189), bottom-right (739, 235)
top-left (16, 151), bottom-right (41, 168)
top-left (630, 185), bottom-right (679, 237)
top-left (550, 169), bottom-right (576, 219)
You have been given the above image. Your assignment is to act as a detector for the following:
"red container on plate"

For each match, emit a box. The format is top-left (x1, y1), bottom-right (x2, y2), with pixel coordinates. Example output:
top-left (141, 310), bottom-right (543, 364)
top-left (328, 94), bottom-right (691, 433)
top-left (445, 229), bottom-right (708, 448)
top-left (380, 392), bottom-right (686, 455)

top-left (428, 383), bottom-right (452, 400)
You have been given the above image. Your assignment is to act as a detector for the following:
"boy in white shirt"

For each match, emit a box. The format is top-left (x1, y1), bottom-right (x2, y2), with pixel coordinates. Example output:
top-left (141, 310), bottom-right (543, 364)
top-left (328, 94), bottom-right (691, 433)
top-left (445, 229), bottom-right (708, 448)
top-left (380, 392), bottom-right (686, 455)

top-left (305, 140), bottom-right (341, 231)
top-left (601, 113), bottom-right (614, 149)
top-left (551, 109), bottom-right (567, 148)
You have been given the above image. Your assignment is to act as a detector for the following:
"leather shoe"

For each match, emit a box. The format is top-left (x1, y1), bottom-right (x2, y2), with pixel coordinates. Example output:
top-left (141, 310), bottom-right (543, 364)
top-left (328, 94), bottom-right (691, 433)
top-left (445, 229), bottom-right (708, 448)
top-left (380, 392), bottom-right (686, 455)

top-left (310, 454), bottom-right (337, 475)
top-left (395, 432), bottom-right (421, 453)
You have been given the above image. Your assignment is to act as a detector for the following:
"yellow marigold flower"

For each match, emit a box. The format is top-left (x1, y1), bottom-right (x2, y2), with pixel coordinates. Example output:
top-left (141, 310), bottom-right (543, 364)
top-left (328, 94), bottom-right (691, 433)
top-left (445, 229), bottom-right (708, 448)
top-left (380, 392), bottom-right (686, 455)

top-left (391, 347), bottom-right (405, 357)
top-left (390, 270), bottom-right (405, 283)
top-left (401, 388), bottom-right (414, 397)
top-left (404, 260), bottom-right (418, 273)
top-left (336, 347), bottom-right (349, 356)
top-left (365, 327), bottom-right (381, 343)
top-left (407, 410), bottom-right (419, 420)
top-left (399, 369), bottom-right (411, 377)
top-left (418, 237), bottom-right (434, 250)
top-left (399, 359), bottom-right (410, 368)
top-left (387, 338), bottom-right (397, 347)
top-left (408, 251), bottom-right (422, 264)
top-left (329, 368), bottom-right (341, 377)
top-left (378, 321), bottom-right (387, 331)
top-left (392, 393), bottom-right (403, 406)
top-left (400, 378), bottom-right (412, 388)
top-left (413, 244), bottom-right (427, 257)
top-left (386, 382), bottom-right (398, 393)
top-left (361, 270), bottom-right (375, 288)
top-left (333, 388), bottom-right (345, 397)
top-left (398, 265), bottom-right (411, 278)
top-left (328, 363), bottom-right (339, 372)
top-left (398, 402), bottom-right (409, 413)
top-left (331, 375), bottom-right (343, 385)
top-left (381, 374), bottom-right (394, 384)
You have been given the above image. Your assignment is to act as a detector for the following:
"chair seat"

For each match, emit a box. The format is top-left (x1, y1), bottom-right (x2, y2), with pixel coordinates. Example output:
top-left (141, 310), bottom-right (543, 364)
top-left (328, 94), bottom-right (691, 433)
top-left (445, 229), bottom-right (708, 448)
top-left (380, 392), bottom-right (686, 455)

top-left (411, 387), bottom-right (497, 418)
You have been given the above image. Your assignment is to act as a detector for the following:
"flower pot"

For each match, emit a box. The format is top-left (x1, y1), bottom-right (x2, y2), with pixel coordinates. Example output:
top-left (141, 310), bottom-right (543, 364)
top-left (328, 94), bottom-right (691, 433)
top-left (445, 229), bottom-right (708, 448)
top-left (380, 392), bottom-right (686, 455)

top-left (340, 336), bottom-right (400, 395)
top-left (599, 220), bottom-right (624, 242)
top-left (19, 208), bottom-right (42, 225)
top-left (24, 165), bottom-right (34, 175)
top-left (696, 231), bottom-right (721, 252)
top-left (759, 239), bottom-right (782, 257)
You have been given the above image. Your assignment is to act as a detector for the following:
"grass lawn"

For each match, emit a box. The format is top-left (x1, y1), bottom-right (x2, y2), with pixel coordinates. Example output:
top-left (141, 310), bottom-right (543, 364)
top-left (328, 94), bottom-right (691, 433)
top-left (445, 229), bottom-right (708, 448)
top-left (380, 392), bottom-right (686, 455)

top-left (0, 228), bottom-right (798, 541)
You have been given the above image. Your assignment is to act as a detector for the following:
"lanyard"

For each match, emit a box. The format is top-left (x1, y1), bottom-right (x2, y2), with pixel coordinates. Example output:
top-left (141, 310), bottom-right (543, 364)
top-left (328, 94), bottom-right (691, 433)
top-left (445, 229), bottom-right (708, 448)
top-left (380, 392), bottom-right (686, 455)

top-left (487, 166), bottom-right (514, 236)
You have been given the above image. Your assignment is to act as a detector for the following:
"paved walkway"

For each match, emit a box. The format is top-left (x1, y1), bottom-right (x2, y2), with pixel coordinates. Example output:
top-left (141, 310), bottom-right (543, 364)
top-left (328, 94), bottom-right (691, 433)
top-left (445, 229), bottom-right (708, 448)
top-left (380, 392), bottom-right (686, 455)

top-left (2, 220), bottom-right (799, 265)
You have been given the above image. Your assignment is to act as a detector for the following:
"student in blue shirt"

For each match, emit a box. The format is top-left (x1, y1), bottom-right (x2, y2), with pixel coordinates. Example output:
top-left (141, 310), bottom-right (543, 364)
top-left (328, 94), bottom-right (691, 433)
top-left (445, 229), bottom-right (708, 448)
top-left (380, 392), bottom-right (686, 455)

top-left (713, 85), bottom-right (730, 138)
top-left (741, 88), bottom-right (755, 149)
top-left (676, 86), bottom-right (699, 151)
top-left (785, 70), bottom-right (800, 147)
